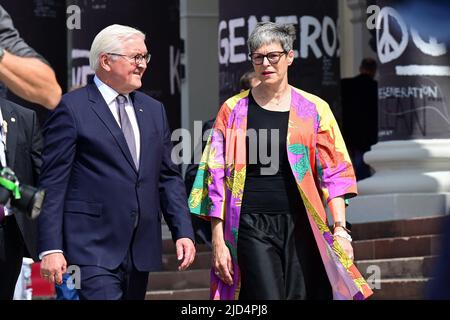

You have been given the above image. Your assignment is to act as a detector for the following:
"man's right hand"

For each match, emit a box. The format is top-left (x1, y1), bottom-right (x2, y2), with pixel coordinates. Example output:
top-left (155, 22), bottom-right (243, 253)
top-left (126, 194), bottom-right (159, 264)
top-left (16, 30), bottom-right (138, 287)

top-left (40, 252), bottom-right (67, 285)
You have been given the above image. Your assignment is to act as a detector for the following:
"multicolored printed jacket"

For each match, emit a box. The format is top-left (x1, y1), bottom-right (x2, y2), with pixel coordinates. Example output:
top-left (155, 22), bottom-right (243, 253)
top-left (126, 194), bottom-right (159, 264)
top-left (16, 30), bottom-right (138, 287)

top-left (189, 87), bottom-right (373, 300)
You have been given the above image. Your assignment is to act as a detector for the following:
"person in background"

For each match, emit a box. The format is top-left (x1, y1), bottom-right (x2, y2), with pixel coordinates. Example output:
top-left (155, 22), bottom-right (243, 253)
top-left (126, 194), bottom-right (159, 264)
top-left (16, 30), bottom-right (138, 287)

top-left (239, 70), bottom-right (260, 91)
top-left (189, 21), bottom-right (373, 300)
top-left (0, 97), bottom-right (43, 300)
top-left (185, 71), bottom-right (260, 246)
top-left (0, 5), bottom-right (61, 300)
top-left (341, 58), bottom-right (378, 180)
top-left (0, 5), bottom-right (61, 109)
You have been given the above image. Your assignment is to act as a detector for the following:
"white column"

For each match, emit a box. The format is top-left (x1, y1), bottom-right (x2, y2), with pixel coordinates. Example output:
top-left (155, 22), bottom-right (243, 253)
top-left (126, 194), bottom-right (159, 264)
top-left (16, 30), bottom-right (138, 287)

top-left (339, 0), bottom-right (376, 78)
top-left (344, 0), bottom-right (450, 223)
top-left (180, 0), bottom-right (219, 135)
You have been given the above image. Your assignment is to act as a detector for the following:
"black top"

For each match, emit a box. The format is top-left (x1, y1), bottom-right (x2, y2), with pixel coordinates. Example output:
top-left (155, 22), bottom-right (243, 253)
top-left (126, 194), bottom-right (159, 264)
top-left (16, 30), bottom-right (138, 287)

top-left (241, 93), bottom-right (304, 215)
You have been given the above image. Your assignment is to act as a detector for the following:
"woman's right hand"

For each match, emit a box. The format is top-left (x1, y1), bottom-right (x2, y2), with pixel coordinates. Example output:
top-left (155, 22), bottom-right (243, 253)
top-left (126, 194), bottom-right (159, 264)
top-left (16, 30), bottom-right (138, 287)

top-left (212, 240), bottom-right (234, 286)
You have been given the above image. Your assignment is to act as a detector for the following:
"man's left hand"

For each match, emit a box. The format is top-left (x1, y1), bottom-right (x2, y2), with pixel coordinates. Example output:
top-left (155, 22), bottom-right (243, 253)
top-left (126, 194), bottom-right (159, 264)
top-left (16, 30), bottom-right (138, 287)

top-left (175, 237), bottom-right (196, 271)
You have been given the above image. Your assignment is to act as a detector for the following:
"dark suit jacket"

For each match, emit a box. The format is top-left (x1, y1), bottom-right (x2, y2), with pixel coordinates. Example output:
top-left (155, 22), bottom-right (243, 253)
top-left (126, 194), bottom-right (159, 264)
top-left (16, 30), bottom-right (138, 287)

top-left (0, 97), bottom-right (42, 261)
top-left (341, 74), bottom-right (378, 151)
top-left (184, 118), bottom-right (215, 194)
top-left (184, 118), bottom-right (215, 246)
top-left (38, 83), bottom-right (194, 271)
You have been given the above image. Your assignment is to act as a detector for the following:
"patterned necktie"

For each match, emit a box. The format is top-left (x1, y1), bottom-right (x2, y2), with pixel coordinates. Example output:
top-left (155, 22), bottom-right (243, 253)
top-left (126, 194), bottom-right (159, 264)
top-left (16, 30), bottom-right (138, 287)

top-left (116, 94), bottom-right (139, 169)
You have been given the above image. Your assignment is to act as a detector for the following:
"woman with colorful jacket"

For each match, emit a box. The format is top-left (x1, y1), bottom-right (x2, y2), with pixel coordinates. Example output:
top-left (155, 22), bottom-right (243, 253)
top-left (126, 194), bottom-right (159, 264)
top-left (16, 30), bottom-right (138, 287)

top-left (189, 21), bottom-right (373, 300)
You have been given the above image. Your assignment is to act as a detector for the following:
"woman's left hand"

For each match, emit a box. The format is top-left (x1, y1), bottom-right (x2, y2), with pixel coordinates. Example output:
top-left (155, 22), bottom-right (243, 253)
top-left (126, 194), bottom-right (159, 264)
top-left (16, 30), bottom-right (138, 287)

top-left (334, 235), bottom-right (354, 261)
top-left (328, 198), bottom-right (354, 261)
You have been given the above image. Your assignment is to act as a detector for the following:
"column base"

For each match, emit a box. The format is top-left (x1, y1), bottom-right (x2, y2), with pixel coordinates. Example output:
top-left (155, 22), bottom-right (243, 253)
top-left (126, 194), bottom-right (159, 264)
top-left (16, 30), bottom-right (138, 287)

top-left (346, 193), bottom-right (450, 223)
top-left (344, 139), bottom-right (450, 223)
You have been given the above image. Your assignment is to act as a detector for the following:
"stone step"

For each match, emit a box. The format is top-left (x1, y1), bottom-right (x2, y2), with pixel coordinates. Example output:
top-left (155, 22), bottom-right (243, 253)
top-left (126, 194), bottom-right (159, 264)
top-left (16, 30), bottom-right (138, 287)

top-left (353, 234), bottom-right (441, 260)
top-left (146, 276), bottom-right (429, 300)
top-left (163, 252), bottom-right (211, 271)
top-left (351, 215), bottom-right (446, 241)
top-left (161, 225), bottom-right (172, 240)
top-left (152, 216), bottom-right (443, 301)
top-left (146, 288), bottom-right (209, 300)
top-left (148, 260), bottom-right (433, 300)
top-left (162, 238), bottom-right (211, 254)
top-left (148, 269), bottom-right (210, 291)
top-left (161, 248), bottom-right (439, 274)
top-left (355, 256), bottom-right (437, 280)
top-left (370, 278), bottom-right (430, 300)
top-left (160, 254), bottom-right (437, 278)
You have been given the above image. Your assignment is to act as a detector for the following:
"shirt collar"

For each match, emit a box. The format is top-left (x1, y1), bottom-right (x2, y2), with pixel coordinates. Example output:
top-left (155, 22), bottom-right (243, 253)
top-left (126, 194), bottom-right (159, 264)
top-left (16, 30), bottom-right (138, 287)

top-left (93, 75), bottom-right (129, 105)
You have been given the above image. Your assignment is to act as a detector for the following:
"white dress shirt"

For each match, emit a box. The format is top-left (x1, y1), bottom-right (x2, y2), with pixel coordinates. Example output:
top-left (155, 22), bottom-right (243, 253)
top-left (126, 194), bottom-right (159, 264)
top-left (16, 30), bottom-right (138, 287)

top-left (93, 76), bottom-right (141, 161)
top-left (0, 108), bottom-right (11, 217)
top-left (0, 108), bottom-right (6, 168)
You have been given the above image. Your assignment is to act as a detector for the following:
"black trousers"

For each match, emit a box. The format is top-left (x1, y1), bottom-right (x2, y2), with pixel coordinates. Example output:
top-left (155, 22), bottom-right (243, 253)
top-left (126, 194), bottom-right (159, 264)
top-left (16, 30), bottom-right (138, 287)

top-left (0, 217), bottom-right (25, 300)
top-left (237, 211), bottom-right (332, 300)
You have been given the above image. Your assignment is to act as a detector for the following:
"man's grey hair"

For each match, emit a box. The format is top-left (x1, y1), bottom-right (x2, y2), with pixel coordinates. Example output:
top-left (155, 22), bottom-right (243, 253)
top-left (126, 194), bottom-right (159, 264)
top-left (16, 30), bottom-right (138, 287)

top-left (247, 22), bottom-right (296, 54)
top-left (89, 24), bottom-right (145, 71)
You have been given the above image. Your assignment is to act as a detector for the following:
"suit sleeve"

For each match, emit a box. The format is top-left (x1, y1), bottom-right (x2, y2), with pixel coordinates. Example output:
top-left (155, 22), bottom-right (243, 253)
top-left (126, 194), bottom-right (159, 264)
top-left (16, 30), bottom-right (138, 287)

top-left (157, 103), bottom-right (194, 243)
top-left (30, 110), bottom-right (43, 183)
top-left (37, 100), bottom-right (77, 253)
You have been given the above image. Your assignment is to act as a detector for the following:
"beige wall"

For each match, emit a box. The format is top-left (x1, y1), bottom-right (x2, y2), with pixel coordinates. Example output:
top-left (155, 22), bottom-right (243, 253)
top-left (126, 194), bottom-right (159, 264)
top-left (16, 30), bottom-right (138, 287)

top-left (180, 0), bottom-right (219, 134)
top-left (339, 0), bottom-right (377, 79)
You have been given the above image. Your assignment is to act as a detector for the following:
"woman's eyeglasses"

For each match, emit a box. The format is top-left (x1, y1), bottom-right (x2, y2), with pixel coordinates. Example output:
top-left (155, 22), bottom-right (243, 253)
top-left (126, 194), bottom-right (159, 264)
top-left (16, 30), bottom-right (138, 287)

top-left (249, 51), bottom-right (286, 65)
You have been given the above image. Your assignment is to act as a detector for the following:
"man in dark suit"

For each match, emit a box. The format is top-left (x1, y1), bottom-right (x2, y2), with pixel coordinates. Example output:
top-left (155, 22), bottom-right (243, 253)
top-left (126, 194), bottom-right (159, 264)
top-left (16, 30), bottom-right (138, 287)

top-left (38, 24), bottom-right (195, 300)
top-left (341, 58), bottom-right (378, 180)
top-left (0, 97), bottom-right (42, 299)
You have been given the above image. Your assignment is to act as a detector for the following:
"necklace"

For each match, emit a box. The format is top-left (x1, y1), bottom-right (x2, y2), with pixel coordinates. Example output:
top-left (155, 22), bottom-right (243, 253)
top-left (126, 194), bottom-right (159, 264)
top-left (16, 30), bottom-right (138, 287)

top-left (255, 87), bottom-right (291, 111)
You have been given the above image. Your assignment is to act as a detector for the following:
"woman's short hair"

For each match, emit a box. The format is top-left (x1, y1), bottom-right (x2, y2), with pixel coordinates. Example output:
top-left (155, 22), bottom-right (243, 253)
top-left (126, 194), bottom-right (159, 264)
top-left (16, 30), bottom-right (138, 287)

top-left (89, 24), bottom-right (145, 71)
top-left (247, 21), bottom-right (296, 54)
